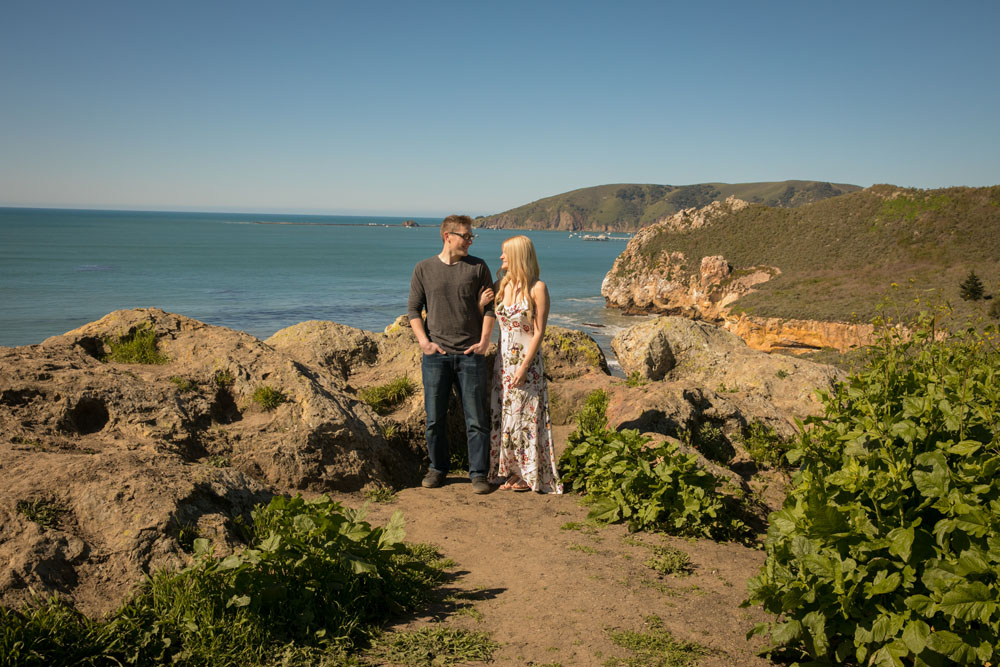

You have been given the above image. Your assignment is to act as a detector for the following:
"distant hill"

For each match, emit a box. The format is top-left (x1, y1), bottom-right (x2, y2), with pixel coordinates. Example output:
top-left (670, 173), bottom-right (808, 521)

top-left (478, 180), bottom-right (862, 232)
top-left (606, 184), bottom-right (1000, 324)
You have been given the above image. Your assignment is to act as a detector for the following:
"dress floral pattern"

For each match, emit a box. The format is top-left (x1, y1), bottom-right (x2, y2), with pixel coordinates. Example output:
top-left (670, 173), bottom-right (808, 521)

top-left (488, 298), bottom-right (563, 493)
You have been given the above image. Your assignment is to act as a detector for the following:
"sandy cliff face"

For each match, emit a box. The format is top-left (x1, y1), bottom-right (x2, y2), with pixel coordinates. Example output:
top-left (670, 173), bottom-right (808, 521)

top-left (602, 197), bottom-right (875, 352)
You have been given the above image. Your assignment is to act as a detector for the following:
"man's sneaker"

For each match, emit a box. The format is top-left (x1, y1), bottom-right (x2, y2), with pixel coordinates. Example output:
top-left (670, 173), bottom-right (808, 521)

top-left (421, 470), bottom-right (446, 488)
top-left (470, 476), bottom-right (491, 495)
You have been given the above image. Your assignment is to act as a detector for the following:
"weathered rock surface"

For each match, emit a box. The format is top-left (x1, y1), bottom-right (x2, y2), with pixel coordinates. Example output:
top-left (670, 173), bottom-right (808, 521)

top-left (0, 308), bottom-right (421, 613)
top-left (611, 316), bottom-right (843, 429)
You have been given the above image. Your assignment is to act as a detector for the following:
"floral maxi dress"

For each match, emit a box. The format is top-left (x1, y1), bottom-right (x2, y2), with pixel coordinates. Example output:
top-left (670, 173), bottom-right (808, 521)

top-left (488, 298), bottom-right (563, 493)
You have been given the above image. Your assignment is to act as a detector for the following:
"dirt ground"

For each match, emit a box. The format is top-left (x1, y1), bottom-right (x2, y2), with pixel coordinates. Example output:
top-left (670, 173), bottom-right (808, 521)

top-left (343, 426), bottom-right (776, 666)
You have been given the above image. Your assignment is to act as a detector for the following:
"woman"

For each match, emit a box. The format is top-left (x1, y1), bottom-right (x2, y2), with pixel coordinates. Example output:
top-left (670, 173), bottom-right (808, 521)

top-left (481, 235), bottom-right (563, 493)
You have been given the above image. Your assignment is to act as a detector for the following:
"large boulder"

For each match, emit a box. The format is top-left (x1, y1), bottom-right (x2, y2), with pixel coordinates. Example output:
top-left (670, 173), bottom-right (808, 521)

top-left (0, 443), bottom-right (270, 616)
top-left (612, 316), bottom-right (843, 424)
top-left (4, 308), bottom-right (419, 493)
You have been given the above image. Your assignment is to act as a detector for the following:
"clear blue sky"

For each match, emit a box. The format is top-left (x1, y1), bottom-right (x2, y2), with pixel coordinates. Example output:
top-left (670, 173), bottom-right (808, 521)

top-left (1, 0), bottom-right (997, 216)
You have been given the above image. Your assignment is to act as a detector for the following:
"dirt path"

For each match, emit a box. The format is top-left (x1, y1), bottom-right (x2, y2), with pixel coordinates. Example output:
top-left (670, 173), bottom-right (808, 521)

top-left (350, 459), bottom-right (775, 666)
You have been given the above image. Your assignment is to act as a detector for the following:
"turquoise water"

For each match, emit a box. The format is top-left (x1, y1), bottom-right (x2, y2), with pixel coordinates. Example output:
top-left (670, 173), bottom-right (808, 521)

top-left (0, 207), bottom-right (642, 363)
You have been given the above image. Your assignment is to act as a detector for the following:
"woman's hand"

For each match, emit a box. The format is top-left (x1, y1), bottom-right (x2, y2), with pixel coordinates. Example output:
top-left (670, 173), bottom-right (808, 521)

top-left (511, 366), bottom-right (527, 388)
top-left (478, 286), bottom-right (494, 310)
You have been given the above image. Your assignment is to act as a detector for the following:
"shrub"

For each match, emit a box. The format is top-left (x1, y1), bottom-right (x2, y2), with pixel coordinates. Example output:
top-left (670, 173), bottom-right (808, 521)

top-left (214, 369), bottom-right (235, 388)
top-left (358, 377), bottom-right (416, 414)
top-left (169, 376), bottom-right (197, 393)
top-left (740, 422), bottom-right (794, 469)
top-left (559, 391), bottom-right (749, 541)
top-left (0, 495), bottom-right (449, 665)
top-left (744, 314), bottom-right (1000, 665)
top-left (252, 385), bottom-right (286, 411)
top-left (103, 324), bottom-right (168, 364)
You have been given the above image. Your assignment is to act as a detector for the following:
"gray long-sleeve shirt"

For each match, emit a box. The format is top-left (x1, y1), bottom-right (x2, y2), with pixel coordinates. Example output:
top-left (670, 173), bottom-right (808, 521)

top-left (408, 255), bottom-right (494, 354)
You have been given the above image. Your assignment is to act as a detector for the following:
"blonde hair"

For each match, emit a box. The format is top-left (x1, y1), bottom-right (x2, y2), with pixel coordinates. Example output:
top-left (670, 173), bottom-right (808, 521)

top-left (496, 235), bottom-right (540, 325)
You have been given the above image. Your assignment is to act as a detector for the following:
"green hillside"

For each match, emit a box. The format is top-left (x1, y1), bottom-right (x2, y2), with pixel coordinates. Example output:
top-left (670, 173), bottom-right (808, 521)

top-left (615, 184), bottom-right (1000, 323)
top-left (479, 180), bottom-right (861, 231)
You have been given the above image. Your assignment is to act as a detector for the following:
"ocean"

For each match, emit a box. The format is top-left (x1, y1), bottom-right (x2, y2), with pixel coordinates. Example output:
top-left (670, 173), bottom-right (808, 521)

top-left (0, 207), bottom-right (645, 369)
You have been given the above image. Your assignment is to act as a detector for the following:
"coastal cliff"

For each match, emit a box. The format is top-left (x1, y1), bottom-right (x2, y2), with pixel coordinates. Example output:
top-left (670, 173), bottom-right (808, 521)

top-left (602, 185), bottom-right (1000, 352)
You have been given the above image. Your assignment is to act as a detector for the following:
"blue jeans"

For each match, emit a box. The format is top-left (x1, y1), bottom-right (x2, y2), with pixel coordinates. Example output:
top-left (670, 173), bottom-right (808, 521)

top-left (422, 352), bottom-right (489, 478)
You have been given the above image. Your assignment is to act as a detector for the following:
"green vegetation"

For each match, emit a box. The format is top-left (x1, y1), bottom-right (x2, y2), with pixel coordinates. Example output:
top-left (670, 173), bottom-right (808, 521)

top-left (479, 180), bottom-right (859, 232)
top-left (365, 625), bottom-right (499, 665)
top-left (169, 376), bottom-right (197, 392)
top-left (959, 269), bottom-right (985, 301)
top-left (214, 369), bottom-right (235, 388)
top-left (680, 424), bottom-right (733, 464)
top-left (739, 422), bottom-right (794, 469)
top-left (623, 537), bottom-right (693, 577)
top-left (624, 371), bottom-right (647, 387)
top-left (102, 324), bottom-right (169, 364)
top-left (559, 390), bottom-right (749, 541)
top-left (252, 385), bottom-right (286, 411)
top-left (363, 486), bottom-right (398, 504)
top-left (15, 499), bottom-right (67, 529)
top-left (0, 495), bottom-right (453, 665)
top-left (358, 376), bottom-right (416, 415)
top-left (744, 313), bottom-right (1000, 665)
top-left (605, 615), bottom-right (709, 666)
top-left (626, 185), bottom-right (1000, 324)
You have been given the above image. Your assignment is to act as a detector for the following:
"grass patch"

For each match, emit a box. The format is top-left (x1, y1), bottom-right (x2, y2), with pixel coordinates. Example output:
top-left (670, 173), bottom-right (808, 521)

top-left (252, 385), bottom-right (286, 411)
top-left (363, 486), bottom-right (398, 504)
top-left (568, 543), bottom-right (598, 555)
top-left (15, 499), bottom-right (67, 529)
top-left (624, 371), bottom-right (647, 387)
top-left (102, 324), bottom-right (169, 364)
top-left (623, 537), bottom-right (692, 576)
top-left (365, 625), bottom-right (499, 665)
top-left (605, 615), bottom-right (709, 666)
top-left (205, 455), bottom-right (231, 468)
top-left (169, 376), bottom-right (197, 392)
top-left (214, 369), bottom-right (235, 388)
top-left (359, 377), bottom-right (416, 415)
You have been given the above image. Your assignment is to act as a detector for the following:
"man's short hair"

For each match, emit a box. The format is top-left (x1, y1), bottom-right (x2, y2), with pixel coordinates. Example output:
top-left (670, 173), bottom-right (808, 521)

top-left (441, 214), bottom-right (473, 237)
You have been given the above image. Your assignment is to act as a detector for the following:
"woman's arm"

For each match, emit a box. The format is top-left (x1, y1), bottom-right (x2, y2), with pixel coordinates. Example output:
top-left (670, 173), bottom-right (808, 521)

top-left (511, 280), bottom-right (549, 387)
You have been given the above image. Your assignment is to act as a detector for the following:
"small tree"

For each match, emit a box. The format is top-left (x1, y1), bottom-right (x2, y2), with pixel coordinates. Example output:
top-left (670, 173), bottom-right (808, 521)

top-left (959, 270), bottom-right (984, 301)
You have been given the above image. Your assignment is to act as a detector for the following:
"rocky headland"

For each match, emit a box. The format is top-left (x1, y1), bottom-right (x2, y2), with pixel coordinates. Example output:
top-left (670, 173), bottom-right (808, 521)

top-left (602, 196), bottom-right (877, 352)
top-left (1, 308), bottom-right (841, 619)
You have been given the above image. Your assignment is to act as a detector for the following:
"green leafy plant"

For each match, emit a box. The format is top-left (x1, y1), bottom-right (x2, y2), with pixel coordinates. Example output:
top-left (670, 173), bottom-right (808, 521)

top-left (252, 385), bottom-right (286, 411)
top-left (358, 377), bottom-right (416, 415)
top-left (740, 422), bottom-right (794, 469)
top-left (559, 391), bottom-right (749, 541)
top-left (1, 495), bottom-right (450, 665)
top-left (15, 499), bottom-right (67, 529)
top-left (744, 313), bottom-right (1000, 665)
top-left (102, 324), bottom-right (168, 364)
top-left (775, 369), bottom-right (789, 379)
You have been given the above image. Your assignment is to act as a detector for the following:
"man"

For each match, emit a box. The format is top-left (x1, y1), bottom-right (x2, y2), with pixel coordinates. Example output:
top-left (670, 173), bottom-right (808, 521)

top-left (408, 214), bottom-right (496, 494)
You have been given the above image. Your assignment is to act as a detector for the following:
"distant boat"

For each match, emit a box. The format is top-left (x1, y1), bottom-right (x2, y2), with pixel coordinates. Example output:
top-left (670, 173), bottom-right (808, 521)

top-left (581, 234), bottom-right (610, 241)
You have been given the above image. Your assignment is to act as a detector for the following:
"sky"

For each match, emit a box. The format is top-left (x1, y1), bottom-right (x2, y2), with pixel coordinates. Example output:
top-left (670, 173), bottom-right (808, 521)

top-left (1, 0), bottom-right (998, 217)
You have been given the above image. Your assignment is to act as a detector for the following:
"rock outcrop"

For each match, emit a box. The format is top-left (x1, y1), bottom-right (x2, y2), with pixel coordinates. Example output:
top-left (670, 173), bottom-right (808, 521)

top-left (601, 197), bottom-right (878, 353)
top-left (611, 316), bottom-right (843, 429)
top-left (0, 308), bottom-right (841, 618)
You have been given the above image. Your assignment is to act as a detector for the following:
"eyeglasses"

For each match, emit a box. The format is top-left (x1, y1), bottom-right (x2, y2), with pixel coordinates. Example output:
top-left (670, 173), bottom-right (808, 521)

top-left (448, 232), bottom-right (477, 242)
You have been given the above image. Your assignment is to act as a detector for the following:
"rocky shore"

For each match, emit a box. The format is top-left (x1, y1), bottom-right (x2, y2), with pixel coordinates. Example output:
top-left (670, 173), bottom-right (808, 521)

top-left (1, 308), bottom-right (841, 618)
